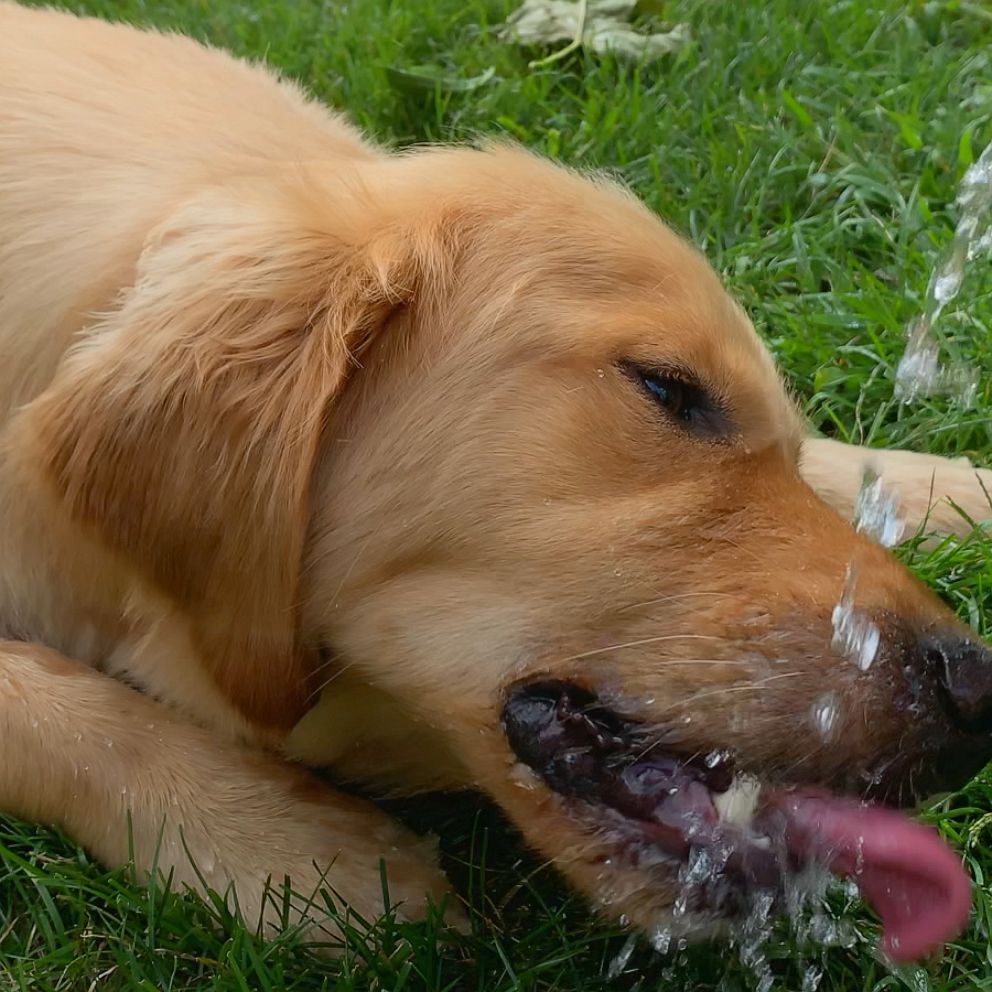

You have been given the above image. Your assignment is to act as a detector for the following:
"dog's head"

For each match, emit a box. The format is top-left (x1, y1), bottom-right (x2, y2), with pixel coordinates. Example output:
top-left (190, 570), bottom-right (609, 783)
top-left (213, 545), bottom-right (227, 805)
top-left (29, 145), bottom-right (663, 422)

top-left (21, 145), bottom-right (992, 957)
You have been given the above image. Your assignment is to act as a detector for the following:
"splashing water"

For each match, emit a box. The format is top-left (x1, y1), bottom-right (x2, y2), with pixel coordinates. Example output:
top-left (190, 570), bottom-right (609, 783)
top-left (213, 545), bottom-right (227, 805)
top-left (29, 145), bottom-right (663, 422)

top-left (831, 467), bottom-right (905, 672)
top-left (627, 805), bottom-right (869, 989)
top-left (786, 863), bottom-right (859, 952)
top-left (612, 477), bottom-right (915, 986)
top-left (831, 563), bottom-right (880, 672)
top-left (649, 924), bottom-right (673, 955)
top-left (854, 464), bottom-right (905, 548)
top-left (735, 890), bottom-right (778, 992)
top-left (889, 964), bottom-right (932, 992)
top-left (895, 139), bottom-right (992, 405)
top-left (607, 933), bottom-right (638, 979)
top-left (731, 861), bottom-right (859, 990)
top-left (705, 466), bottom-right (908, 981)
top-left (811, 691), bottom-right (841, 739)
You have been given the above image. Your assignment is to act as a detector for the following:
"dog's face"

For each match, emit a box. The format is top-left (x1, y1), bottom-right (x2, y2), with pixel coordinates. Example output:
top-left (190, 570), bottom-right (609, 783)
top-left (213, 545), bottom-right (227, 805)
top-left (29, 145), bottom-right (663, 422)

top-left (302, 148), bottom-right (992, 939)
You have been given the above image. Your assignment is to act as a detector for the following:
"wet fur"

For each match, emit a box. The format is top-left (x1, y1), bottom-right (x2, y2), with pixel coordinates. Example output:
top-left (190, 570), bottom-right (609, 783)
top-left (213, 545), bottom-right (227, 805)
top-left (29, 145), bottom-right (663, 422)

top-left (0, 0), bottom-right (990, 939)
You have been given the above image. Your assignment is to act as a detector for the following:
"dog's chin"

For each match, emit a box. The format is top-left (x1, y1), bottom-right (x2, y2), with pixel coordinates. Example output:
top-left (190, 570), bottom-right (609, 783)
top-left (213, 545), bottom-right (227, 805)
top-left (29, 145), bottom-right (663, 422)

top-left (499, 680), bottom-right (972, 964)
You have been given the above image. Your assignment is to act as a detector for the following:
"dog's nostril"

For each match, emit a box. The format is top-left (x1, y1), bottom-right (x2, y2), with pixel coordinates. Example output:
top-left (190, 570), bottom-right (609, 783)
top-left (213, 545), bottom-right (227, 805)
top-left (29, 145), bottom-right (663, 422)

top-left (929, 636), bottom-right (992, 734)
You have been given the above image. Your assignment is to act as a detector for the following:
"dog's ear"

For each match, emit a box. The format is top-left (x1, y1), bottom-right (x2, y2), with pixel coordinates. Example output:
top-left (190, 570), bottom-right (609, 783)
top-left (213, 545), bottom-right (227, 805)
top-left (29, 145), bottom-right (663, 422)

top-left (15, 175), bottom-right (450, 730)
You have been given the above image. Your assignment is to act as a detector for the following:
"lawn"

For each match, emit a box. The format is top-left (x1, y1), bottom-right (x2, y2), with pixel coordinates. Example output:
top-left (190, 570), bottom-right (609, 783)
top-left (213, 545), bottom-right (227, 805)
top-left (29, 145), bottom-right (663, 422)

top-left (3, 0), bottom-right (992, 989)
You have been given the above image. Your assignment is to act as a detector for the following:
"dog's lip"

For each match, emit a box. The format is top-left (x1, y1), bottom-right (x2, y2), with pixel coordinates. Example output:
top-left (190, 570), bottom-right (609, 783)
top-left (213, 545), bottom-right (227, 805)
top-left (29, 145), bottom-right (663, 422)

top-left (500, 679), bottom-right (972, 964)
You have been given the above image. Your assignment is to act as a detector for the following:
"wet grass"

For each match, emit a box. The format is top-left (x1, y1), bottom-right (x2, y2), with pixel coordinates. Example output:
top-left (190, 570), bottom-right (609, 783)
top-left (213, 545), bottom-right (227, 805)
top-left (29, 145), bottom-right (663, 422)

top-left (4, 0), bottom-right (992, 989)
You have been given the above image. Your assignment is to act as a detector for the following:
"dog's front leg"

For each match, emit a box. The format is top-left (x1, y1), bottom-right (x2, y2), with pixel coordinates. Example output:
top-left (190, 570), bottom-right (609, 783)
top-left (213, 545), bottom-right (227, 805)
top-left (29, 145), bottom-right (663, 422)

top-left (800, 436), bottom-right (992, 538)
top-left (0, 640), bottom-right (455, 938)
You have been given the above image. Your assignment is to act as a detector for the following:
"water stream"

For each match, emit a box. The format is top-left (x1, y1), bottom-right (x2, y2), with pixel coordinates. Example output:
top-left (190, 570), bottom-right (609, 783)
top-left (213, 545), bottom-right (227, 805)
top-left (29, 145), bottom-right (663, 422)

top-left (895, 139), bottom-right (992, 405)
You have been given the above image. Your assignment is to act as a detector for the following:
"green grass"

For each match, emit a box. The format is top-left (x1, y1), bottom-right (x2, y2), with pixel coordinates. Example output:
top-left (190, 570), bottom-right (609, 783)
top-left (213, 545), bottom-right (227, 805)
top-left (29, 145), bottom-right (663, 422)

top-left (4, 0), bottom-right (992, 988)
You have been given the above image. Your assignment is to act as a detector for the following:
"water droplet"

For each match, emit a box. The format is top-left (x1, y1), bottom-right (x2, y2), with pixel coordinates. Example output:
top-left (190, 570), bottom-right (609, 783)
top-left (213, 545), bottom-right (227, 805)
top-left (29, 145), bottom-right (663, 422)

top-left (650, 925), bottom-right (672, 954)
top-left (888, 963), bottom-right (930, 992)
top-left (705, 748), bottom-right (731, 768)
top-left (933, 268), bottom-right (963, 306)
top-left (684, 847), bottom-right (717, 886)
top-left (607, 933), bottom-right (637, 978)
top-left (832, 562), bottom-right (881, 671)
top-left (811, 692), bottom-right (840, 740)
top-left (968, 225), bottom-right (992, 260)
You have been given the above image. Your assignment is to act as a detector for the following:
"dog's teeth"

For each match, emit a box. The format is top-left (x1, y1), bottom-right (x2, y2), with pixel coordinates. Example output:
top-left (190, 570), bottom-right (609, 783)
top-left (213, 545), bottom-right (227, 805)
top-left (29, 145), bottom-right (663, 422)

top-left (509, 762), bottom-right (540, 790)
top-left (712, 774), bottom-right (762, 825)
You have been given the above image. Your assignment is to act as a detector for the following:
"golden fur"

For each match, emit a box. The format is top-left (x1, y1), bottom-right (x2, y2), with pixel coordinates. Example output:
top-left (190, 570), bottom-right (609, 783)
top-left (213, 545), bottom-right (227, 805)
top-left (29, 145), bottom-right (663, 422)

top-left (1, 0), bottom-right (990, 940)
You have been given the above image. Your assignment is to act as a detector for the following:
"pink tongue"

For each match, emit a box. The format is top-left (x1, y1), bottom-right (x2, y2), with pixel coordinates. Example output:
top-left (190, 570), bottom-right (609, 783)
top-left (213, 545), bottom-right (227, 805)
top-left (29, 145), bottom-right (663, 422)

top-left (772, 791), bottom-right (972, 963)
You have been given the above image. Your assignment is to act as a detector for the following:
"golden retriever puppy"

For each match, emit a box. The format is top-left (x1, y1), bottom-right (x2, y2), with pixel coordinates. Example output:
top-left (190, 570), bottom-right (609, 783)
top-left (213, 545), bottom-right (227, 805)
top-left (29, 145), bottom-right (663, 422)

top-left (1, 0), bottom-right (991, 962)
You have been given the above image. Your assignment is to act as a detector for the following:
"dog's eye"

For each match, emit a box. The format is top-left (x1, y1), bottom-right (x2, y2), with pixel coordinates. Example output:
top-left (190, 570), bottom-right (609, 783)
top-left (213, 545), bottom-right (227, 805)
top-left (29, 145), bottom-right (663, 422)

top-left (620, 362), bottom-right (731, 440)
top-left (642, 374), bottom-right (687, 416)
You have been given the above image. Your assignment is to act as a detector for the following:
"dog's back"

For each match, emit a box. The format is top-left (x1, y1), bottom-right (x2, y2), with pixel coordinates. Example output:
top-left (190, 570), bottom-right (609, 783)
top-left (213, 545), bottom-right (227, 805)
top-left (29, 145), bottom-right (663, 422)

top-left (0, 1), bottom-right (372, 417)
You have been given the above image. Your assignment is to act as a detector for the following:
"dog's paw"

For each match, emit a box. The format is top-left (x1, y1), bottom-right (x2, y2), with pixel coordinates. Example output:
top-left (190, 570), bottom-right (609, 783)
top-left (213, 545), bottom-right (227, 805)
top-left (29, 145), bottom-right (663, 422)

top-left (801, 437), bottom-right (992, 538)
top-left (883, 453), bottom-right (992, 535)
top-left (128, 768), bottom-right (462, 943)
top-left (222, 815), bottom-right (458, 939)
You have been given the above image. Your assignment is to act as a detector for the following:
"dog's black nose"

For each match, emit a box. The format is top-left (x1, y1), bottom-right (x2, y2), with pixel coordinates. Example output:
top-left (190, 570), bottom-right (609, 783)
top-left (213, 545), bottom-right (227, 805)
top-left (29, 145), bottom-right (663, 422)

top-left (927, 633), bottom-right (992, 734)
top-left (863, 624), bottom-right (992, 806)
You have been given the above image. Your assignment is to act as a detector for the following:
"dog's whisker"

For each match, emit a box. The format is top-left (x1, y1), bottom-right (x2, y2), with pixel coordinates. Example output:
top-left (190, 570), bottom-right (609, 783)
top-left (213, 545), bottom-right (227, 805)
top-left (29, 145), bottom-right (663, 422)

top-left (307, 652), bottom-right (340, 679)
top-left (638, 658), bottom-right (755, 668)
top-left (560, 633), bottom-right (729, 663)
top-left (643, 671), bottom-right (807, 721)
top-left (778, 745), bottom-right (825, 783)
top-left (617, 590), bottom-right (738, 614)
top-left (329, 534), bottom-right (375, 608)
top-left (305, 660), bottom-right (358, 704)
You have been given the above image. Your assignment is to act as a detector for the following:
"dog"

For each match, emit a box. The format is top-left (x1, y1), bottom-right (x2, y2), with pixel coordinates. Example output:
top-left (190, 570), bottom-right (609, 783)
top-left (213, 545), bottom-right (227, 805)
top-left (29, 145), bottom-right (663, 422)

top-left (2, 0), bottom-right (992, 961)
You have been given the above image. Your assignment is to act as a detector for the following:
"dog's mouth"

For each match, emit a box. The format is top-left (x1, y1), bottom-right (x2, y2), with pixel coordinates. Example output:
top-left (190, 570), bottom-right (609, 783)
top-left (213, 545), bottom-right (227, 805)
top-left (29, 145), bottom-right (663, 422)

top-left (501, 680), bottom-right (971, 963)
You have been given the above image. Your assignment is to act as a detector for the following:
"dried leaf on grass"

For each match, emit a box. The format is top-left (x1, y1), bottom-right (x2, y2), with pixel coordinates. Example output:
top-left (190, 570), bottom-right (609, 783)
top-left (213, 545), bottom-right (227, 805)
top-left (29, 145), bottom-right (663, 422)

top-left (501, 0), bottom-right (689, 63)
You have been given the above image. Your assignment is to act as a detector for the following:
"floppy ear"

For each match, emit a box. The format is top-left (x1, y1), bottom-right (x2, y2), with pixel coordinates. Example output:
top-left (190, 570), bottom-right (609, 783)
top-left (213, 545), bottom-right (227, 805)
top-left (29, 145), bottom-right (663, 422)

top-left (16, 175), bottom-right (440, 730)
